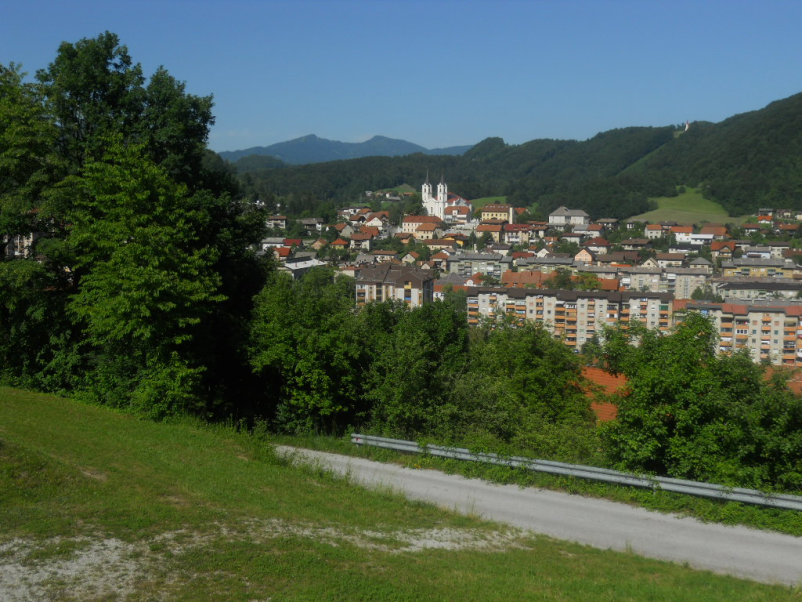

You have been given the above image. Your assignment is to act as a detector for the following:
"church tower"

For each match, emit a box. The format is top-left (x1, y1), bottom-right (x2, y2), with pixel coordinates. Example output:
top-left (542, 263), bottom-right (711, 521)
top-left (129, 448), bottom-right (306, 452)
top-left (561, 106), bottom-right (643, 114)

top-left (437, 172), bottom-right (447, 208)
top-left (422, 171), bottom-right (433, 205)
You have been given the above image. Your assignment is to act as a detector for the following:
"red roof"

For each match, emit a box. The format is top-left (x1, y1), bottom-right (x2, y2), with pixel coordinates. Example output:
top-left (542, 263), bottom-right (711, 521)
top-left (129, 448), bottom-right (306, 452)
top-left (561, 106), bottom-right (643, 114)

top-left (670, 226), bottom-right (693, 234)
top-left (582, 367), bottom-right (628, 422)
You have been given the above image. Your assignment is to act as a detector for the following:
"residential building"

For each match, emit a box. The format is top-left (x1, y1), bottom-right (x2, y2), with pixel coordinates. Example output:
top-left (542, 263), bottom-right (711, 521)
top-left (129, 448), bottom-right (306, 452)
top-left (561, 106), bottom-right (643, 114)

top-left (548, 207), bottom-right (590, 231)
top-left (447, 252), bottom-right (514, 280)
top-left (466, 288), bottom-right (672, 350)
top-left (681, 301), bottom-right (802, 366)
top-left (355, 263), bottom-right (434, 308)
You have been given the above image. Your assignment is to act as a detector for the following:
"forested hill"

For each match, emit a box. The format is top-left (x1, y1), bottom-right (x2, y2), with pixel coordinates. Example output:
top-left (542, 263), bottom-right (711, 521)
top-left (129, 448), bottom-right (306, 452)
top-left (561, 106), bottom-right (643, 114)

top-left (219, 134), bottom-right (473, 164)
top-left (234, 93), bottom-right (802, 220)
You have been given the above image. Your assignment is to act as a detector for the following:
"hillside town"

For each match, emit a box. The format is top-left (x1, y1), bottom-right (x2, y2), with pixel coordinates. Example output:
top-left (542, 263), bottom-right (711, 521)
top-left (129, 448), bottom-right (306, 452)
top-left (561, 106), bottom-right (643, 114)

top-left (242, 178), bottom-right (802, 368)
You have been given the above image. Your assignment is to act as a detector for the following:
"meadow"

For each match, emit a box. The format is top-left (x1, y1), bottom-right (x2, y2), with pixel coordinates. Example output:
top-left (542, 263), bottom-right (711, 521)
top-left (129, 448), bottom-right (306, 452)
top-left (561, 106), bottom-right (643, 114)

top-left (632, 187), bottom-right (750, 225)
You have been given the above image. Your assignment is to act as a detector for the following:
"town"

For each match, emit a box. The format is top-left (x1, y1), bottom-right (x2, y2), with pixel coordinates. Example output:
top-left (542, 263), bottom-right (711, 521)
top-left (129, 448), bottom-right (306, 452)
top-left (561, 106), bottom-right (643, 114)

top-left (245, 177), bottom-right (802, 368)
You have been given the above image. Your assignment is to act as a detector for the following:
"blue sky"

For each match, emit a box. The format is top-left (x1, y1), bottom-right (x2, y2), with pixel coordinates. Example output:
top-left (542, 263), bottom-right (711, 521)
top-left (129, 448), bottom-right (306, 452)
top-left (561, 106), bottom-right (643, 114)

top-left (3, 0), bottom-right (801, 153)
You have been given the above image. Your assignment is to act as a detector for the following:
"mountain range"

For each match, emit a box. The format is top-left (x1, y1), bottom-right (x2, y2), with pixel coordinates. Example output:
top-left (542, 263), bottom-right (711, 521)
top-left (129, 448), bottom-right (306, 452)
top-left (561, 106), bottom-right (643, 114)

top-left (218, 134), bottom-right (473, 165)
top-left (229, 92), bottom-right (802, 220)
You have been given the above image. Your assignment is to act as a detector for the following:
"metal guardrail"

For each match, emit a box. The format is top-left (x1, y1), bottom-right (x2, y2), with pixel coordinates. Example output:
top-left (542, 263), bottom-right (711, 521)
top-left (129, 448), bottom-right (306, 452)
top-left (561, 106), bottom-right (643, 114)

top-left (351, 433), bottom-right (802, 511)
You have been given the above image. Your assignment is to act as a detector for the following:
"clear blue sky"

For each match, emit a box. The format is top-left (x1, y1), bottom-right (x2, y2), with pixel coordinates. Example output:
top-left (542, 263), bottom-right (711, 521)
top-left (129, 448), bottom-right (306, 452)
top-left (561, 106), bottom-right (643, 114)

top-left (3, 0), bottom-right (801, 153)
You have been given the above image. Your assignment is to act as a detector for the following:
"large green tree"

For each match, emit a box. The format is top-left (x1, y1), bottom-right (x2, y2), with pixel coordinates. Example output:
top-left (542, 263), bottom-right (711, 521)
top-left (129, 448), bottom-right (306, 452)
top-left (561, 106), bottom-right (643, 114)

top-left (596, 314), bottom-right (802, 490)
top-left (0, 33), bottom-right (268, 415)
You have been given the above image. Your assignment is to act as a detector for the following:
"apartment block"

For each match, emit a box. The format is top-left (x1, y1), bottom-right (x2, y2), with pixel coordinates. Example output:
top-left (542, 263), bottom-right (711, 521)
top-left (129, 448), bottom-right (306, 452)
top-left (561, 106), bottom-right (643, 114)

top-left (466, 288), bottom-right (672, 350)
top-left (682, 301), bottom-right (802, 367)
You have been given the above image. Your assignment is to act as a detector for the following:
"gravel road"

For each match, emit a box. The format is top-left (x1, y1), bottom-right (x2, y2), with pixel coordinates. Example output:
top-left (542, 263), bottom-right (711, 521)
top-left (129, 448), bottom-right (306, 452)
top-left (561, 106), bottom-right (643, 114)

top-left (279, 446), bottom-right (802, 586)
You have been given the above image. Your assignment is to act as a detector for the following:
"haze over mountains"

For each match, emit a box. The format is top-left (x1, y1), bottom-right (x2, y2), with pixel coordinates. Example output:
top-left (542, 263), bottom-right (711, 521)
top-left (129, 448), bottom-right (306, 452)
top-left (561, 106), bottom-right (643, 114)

top-left (219, 134), bottom-right (473, 165)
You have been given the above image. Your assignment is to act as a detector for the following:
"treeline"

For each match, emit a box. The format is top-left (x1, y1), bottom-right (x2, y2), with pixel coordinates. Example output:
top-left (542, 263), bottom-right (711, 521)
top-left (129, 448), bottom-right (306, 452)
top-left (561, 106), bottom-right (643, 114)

top-left (247, 269), bottom-right (599, 462)
top-left (236, 93), bottom-right (802, 219)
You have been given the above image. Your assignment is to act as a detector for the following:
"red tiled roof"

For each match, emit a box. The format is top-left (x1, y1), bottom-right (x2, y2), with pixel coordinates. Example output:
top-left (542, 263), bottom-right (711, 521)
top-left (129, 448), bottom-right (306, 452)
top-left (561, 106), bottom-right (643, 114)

top-left (582, 367), bottom-right (628, 422)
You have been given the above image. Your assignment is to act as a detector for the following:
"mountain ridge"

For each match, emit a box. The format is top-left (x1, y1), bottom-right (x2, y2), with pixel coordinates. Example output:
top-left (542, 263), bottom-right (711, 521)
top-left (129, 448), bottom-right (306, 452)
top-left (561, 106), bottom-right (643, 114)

top-left (219, 134), bottom-right (473, 164)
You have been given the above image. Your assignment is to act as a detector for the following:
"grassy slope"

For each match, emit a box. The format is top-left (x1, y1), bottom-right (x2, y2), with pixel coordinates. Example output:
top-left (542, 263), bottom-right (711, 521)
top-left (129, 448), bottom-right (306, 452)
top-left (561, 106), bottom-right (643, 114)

top-left (632, 187), bottom-right (750, 225)
top-left (0, 388), bottom-right (797, 601)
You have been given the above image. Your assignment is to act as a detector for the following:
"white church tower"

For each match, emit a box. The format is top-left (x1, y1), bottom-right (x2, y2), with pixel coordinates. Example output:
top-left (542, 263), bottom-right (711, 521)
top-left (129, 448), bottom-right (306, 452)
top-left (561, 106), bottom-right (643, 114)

top-left (422, 171), bottom-right (447, 219)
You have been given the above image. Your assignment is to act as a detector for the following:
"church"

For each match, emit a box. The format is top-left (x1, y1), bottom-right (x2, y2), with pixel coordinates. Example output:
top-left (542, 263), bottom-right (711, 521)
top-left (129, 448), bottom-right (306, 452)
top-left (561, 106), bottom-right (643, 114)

top-left (422, 173), bottom-right (472, 221)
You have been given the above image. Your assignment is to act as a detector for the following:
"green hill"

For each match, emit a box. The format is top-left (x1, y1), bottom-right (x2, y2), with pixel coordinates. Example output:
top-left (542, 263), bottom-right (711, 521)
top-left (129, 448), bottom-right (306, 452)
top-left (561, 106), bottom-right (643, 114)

top-left (0, 388), bottom-right (789, 600)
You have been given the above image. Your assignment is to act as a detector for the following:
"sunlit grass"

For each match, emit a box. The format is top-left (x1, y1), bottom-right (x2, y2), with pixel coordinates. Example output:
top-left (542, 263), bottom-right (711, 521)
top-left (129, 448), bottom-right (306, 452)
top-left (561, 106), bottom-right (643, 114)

top-left (0, 387), bottom-right (796, 601)
top-left (632, 187), bottom-right (751, 225)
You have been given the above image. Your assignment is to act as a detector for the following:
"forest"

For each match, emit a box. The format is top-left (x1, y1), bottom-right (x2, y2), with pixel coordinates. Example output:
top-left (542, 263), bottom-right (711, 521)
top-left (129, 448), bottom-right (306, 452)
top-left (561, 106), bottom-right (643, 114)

top-left (1, 33), bottom-right (801, 494)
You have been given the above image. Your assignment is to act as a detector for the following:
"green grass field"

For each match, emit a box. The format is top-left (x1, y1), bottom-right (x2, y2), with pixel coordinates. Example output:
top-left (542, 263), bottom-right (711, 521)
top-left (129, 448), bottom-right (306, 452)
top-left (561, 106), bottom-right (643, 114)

top-left (632, 187), bottom-right (750, 225)
top-left (1, 388), bottom-right (798, 601)
top-left (470, 196), bottom-right (508, 208)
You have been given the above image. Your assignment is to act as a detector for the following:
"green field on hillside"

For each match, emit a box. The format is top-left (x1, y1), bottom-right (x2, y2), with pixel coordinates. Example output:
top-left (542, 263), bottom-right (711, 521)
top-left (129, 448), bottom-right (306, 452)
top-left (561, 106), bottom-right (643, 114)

top-left (471, 196), bottom-right (508, 208)
top-left (632, 187), bottom-right (750, 225)
top-left (375, 183), bottom-right (415, 195)
top-left (1, 388), bottom-right (795, 600)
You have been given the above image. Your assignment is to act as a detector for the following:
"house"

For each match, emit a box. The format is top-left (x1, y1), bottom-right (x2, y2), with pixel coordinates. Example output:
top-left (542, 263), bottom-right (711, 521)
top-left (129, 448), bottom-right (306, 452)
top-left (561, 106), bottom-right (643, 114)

top-left (330, 238), bottom-right (350, 251)
top-left (414, 222), bottom-right (444, 241)
top-left (699, 225), bottom-right (729, 240)
top-left (710, 240), bottom-right (736, 260)
top-left (501, 270), bottom-right (549, 288)
top-left (620, 238), bottom-right (650, 251)
top-left (480, 204), bottom-right (515, 223)
top-left (548, 207), bottom-right (590, 231)
top-left (445, 205), bottom-right (472, 224)
top-left (476, 223), bottom-right (503, 243)
top-left (330, 223), bottom-right (355, 239)
top-left (574, 248), bottom-right (596, 264)
top-left (669, 226), bottom-right (694, 243)
top-left (426, 239), bottom-right (458, 252)
top-left (273, 247), bottom-right (293, 262)
top-left (503, 223), bottom-right (531, 245)
top-left (655, 253), bottom-right (686, 268)
top-left (433, 273), bottom-right (469, 301)
top-left (349, 232), bottom-right (374, 251)
top-left (585, 237), bottom-right (610, 255)
top-left (560, 232), bottom-right (584, 246)
top-left (266, 215), bottom-right (288, 230)
top-left (645, 224), bottom-right (664, 240)
top-left (402, 215), bottom-right (444, 234)
top-left (355, 263), bottom-right (435, 307)
top-left (299, 217), bottom-right (325, 234)
top-left (276, 256), bottom-right (328, 280)
top-left (371, 250), bottom-right (398, 263)
top-left (364, 211), bottom-right (390, 230)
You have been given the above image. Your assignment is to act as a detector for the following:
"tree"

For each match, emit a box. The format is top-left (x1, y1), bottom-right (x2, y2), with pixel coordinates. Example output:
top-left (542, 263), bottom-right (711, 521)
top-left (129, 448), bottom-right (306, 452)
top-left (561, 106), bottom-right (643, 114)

top-left (0, 33), bottom-right (269, 415)
top-left (68, 139), bottom-right (224, 416)
top-left (249, 269), bottom-right (368, 432)
top-left (599, 314), bottom-right (802, 490)
top-left (366, 302), bottom-right (469, 436)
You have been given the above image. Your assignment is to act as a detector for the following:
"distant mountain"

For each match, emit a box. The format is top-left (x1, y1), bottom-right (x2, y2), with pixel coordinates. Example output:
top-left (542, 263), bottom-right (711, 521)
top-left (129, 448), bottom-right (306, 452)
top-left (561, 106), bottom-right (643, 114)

top-left (219, 134), bottom-right (473, 165)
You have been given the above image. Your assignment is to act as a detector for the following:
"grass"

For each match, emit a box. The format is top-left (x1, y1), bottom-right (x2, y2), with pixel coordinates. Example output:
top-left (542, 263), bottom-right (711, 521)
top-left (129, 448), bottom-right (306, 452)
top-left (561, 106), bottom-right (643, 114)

top-left (1, 387), bottom-right (799, 601)
top-left (471, 196), bottom-right (508, 208)
top-left (632, 187), bottom-right (751, 225)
